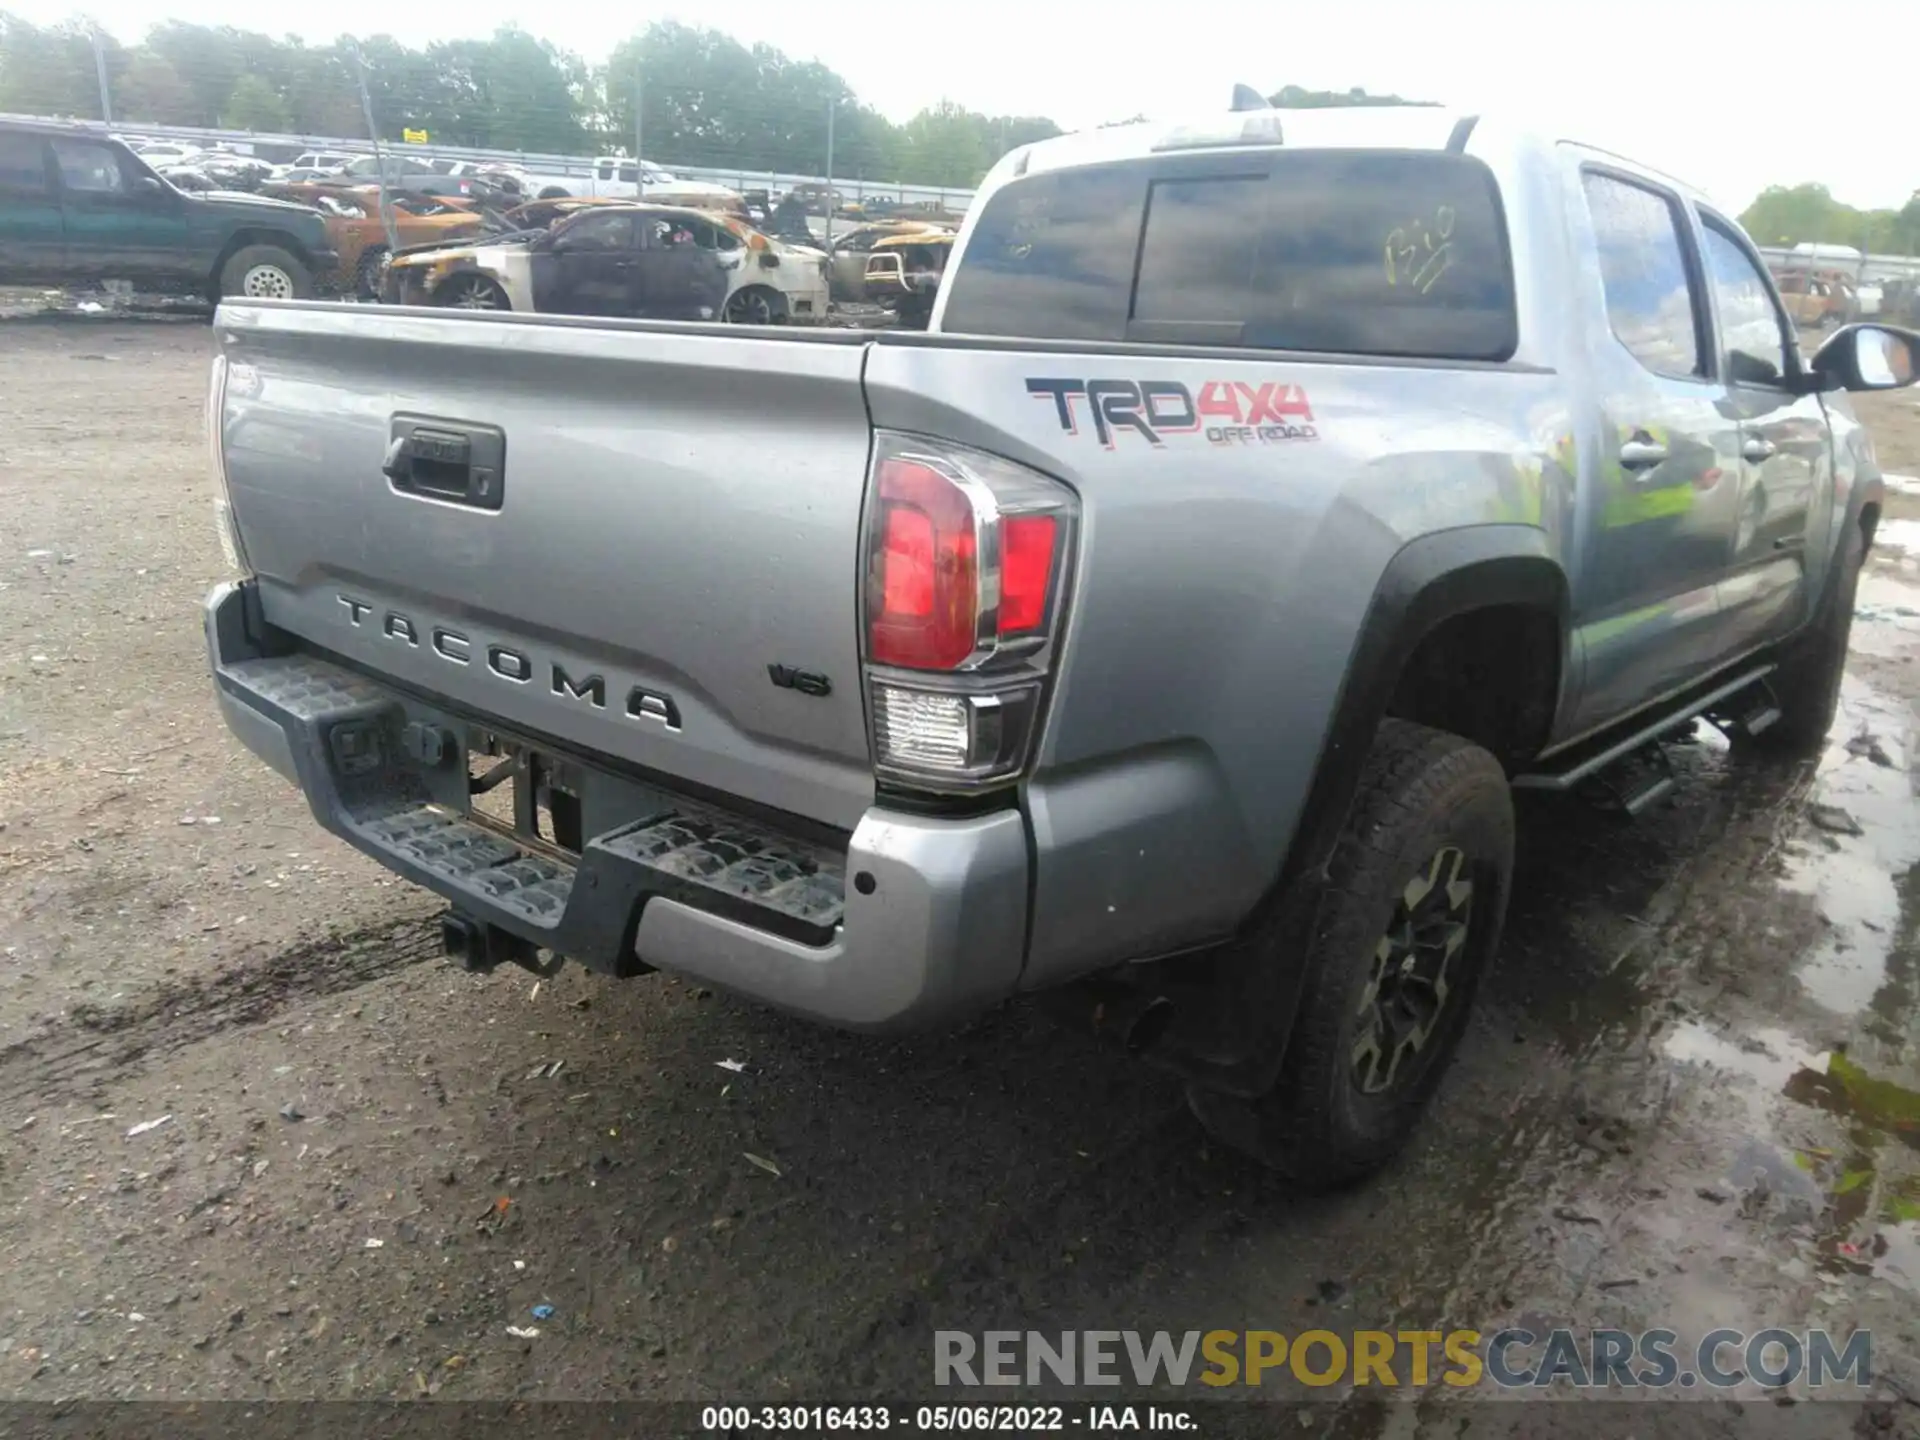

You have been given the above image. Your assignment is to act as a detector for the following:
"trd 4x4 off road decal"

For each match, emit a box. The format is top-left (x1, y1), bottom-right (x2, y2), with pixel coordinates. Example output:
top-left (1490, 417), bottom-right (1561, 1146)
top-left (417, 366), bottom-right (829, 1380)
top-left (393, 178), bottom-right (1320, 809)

top-left (1026, 378), bottom-right (1319, 449)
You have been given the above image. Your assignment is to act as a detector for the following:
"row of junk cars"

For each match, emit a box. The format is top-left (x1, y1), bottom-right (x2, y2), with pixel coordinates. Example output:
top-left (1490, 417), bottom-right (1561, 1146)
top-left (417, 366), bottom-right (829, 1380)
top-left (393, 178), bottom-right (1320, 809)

top-left (102, 133), bottom-right (963, 329)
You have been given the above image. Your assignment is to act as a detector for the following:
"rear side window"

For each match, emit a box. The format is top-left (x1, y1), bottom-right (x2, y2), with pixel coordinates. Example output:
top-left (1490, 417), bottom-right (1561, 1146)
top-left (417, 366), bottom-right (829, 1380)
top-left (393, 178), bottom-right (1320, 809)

top-left (942, 150), bottom-right (1516, 361)
top-left (1581, 171), bottom-right (1703, 379)
top-left (0, 133), bottom-right (48, 191)
top-left (51, 139), bottom-right (126, 195)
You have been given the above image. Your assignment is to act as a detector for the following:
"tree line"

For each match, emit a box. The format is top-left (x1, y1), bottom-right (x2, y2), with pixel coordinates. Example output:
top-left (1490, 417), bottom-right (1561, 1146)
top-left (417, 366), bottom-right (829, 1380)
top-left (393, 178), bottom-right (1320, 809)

top-left (9, 13), bottom-right (1908, 229)
top-left (0, 15), bottom-right (1455, 188)
top-left (1741, 183), bottom-right (1920, 258)
top-left (0, 16), bottom-right (1065, 186)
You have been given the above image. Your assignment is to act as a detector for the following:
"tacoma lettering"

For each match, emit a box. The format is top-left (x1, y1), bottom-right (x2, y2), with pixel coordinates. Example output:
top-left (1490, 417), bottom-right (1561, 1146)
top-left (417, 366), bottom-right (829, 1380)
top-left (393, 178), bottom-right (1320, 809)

top-left (552, 664), bottom-right (607, 708)
top-left (334, 594), bottom-right (678, 729)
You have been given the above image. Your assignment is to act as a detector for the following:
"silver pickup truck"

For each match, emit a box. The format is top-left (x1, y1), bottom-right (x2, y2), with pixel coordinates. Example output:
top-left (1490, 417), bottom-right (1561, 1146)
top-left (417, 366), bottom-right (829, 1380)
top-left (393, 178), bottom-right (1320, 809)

top-left (203, 105), bottom-right (1920, 1186)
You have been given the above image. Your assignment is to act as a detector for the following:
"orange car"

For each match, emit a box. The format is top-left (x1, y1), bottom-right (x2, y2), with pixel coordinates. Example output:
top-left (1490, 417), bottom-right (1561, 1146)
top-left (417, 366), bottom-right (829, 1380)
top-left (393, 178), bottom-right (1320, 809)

top-left (1773, 269), bottom-right (1857, 329)
top-left (262, 183), bottom-right (484, 296)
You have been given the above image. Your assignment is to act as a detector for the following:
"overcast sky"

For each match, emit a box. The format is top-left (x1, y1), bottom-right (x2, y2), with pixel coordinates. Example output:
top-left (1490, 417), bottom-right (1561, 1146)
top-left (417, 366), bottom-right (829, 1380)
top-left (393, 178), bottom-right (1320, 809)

top-left (19, 0), bottom-right (1913, 212)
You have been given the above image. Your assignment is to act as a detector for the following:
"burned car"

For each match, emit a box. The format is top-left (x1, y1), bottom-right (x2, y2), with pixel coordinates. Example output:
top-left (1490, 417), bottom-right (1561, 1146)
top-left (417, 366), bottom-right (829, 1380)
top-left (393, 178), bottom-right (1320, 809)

top-left (863, 228), bottom-right (956, 328)
top-left (1773, 269), bottom-right (1857, 329)
top-left (824, 220), bottom-right (954, 302)
top-left (386, 202), bottom-right (827, 324)
top-left (262, 183), bottom-right (484, 297)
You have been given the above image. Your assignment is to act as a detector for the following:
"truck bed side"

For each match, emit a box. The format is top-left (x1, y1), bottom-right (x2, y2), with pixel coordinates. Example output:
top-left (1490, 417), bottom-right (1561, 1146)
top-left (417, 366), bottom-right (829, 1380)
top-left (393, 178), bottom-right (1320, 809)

top-left (862, 337), bottom-right (1568, 983)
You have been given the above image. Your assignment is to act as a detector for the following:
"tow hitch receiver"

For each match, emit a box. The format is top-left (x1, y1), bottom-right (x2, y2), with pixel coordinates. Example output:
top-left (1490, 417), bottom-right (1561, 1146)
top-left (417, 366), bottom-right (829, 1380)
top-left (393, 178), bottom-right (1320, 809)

top-left (440, 909), bottom-right (563, 978)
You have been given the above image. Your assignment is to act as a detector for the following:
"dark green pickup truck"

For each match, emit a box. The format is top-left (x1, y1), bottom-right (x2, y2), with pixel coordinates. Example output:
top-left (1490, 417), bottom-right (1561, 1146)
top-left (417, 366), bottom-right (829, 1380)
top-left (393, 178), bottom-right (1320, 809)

top-left (0, 119), bottom-right (337, 300)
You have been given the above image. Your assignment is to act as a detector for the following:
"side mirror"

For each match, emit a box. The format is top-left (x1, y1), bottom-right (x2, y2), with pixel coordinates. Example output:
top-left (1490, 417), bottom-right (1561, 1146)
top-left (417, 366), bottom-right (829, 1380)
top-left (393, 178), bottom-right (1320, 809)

top-left (759, 251), bottom-right (781, 270)
top-left (1810, 323), bottom-right (1920, 392)
top-left (136, 175), bottom-right (166, 196)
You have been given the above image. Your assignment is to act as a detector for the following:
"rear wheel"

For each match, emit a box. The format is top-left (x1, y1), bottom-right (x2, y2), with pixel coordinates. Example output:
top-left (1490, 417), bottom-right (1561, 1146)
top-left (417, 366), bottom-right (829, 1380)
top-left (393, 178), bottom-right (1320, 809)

top-left (433, 273), bottom-right (509, 311)
top-left (217, 244), bottom-right (313, 301)
top-left (1188, 721), bottom-right (1514, 1189)
top-left (723, 286), bottom-right (786, 325)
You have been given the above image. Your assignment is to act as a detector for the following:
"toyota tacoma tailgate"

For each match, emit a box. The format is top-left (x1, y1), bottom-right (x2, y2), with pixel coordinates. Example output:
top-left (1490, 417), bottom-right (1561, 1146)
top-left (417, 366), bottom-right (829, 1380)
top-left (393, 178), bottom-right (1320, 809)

top-left (213, 305), bottom-right (877, 830)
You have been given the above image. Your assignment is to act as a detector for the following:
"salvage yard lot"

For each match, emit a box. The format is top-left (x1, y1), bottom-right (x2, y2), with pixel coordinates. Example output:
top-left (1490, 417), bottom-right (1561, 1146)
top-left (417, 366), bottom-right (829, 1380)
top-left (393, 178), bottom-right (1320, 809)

top-left (3, 321), bottom-right (1920, 1429)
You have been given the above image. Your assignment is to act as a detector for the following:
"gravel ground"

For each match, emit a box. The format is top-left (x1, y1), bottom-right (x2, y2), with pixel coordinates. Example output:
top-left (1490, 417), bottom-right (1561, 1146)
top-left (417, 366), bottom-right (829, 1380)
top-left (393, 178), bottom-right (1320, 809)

top-left (3, 322), bottom-right (1920, 1435)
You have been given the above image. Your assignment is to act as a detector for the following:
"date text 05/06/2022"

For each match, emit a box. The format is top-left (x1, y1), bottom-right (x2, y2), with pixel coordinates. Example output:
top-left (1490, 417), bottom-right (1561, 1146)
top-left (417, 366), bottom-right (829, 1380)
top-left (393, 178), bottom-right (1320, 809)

top-left (698, 1404), bottom-right (1195, 1431)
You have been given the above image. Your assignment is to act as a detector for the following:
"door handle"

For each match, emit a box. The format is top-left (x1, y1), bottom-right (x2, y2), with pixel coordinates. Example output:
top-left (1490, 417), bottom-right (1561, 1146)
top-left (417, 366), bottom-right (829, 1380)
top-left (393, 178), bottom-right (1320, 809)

top-left (1742, 437), bottom-right (1777, 463)
top-left (1619, 438), bottom-right (1669, 470)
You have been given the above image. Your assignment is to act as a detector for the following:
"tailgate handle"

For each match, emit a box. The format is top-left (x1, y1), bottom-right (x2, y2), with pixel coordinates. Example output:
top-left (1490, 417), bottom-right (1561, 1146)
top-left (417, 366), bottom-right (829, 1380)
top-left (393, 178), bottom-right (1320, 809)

top-left (385, 417), bottom-right (506, 511)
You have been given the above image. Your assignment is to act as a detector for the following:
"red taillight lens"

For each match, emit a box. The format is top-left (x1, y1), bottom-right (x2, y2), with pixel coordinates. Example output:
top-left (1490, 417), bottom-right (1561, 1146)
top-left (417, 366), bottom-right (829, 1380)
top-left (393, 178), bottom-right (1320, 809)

top-left (862, 433), bottom-right (1077, 790)
top-left (998, 515), bottom-right (1056, 636)
top-left (864, 434), bottom-right (1075, 681)
top-left (870, 458), bottom-right (980, 669)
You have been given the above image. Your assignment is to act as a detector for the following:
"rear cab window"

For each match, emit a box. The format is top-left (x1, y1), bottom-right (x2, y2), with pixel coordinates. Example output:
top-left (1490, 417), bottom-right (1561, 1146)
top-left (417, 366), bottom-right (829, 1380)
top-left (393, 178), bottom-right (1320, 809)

top-left (941, 149), bottom-right (1516, 361)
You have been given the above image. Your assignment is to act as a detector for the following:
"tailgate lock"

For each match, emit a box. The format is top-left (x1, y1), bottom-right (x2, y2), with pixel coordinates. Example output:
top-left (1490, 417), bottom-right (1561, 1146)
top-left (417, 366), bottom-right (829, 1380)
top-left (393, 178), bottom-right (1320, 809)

top-left (384, 415), bottom-right (507, 512)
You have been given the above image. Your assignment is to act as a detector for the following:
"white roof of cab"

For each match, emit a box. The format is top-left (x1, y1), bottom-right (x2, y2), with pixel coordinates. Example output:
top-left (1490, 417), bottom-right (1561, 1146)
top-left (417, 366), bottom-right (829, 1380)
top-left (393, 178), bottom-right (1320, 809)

top-left (1007, 103), bottom-right (1714, 201)
top-left (1013, 104), bottom-right (1475, 179)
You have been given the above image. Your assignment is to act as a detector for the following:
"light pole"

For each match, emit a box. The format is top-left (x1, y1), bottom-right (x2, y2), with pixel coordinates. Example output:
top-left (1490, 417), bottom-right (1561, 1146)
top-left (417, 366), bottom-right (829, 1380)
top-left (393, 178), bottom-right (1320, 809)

top-left (633, 68), bottom-right (644, 198)
top-left (89, 27), bottom-right (112, 125)
top-left (348, 44), bottom-right (400, 256)
top-left (823, 99), bottom-right (836, 253)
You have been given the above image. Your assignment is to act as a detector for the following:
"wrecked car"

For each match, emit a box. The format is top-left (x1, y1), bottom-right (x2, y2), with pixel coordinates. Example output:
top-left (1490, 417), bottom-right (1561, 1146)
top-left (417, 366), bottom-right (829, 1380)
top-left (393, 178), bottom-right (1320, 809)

top-left (259, 183), bottom-right (484, 297)
top-left (863, 229), bottom-right (955, 328)
top-left (386, 202), bottom-right (827, 324)
top-left (332, 207), bottom-right (486, 300)
top-left (825, 221), bottom-right (954, 302)
top-left (1774, 269), bottom-right (1857, 329)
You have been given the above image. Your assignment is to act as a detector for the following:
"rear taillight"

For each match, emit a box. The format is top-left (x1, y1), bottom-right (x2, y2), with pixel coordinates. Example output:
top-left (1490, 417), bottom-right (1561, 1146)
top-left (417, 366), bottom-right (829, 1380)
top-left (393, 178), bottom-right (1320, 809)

top-left (206, 352), bottom-right (247, 572)
top-left (862, 432), bottom-right (1076, 792)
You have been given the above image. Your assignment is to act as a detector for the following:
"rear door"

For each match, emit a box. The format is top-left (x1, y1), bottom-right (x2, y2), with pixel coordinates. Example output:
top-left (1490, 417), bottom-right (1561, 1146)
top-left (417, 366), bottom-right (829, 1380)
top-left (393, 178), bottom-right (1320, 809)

top-left (1696, 211), bottom-right (1829, 647)
top-left (534, 210), bottom-right (640, 316)
top-left (1560, 166), bottom-right (1746, 734)
top-left (0, 132), bottom-right (61, 283)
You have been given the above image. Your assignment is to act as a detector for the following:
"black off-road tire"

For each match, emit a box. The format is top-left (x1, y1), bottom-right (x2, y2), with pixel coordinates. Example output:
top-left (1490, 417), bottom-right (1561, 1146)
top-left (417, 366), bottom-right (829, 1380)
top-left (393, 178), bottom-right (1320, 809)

top-left (1744, 520), bottom-right (1865, 755)
top-left (217, 244), bottom-right (313, 301)
top-left (1188, 720), bottom-right (1514, 1189)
